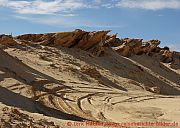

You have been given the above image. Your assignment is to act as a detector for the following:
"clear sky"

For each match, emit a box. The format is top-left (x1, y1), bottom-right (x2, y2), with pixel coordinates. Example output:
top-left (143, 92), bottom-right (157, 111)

top-left (0, 0), bottom-right (180, 51)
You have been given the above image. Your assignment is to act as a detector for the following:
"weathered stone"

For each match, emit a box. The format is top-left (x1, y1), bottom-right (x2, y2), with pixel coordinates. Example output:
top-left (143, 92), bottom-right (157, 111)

top-left (0, 35), bottom-right (17, 46)
top-left (53, 29), bottom-right (87, 47)
top-left (143, 40), bottom-right (160, 55)
top-left (14, 30), bottom-right (180, 62)
top-left (160, 50), bottom-right (173, 63)
top-left (114, 44), bottom-right (131, 57)
top-left (105, 34), bottom-right (123, 47)
top-left (16, 34), bottom-right (44, 42)
top-left (16, 30), bottom-right (112, 55)
top-left (75, 30), bottom-right (111, 50)
top-left (114, 38), bottom-right (143, 57)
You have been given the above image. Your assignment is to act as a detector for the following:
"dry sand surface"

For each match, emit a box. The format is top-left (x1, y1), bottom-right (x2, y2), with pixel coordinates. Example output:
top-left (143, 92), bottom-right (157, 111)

top-left (0, 30), bottom-right (180, 128)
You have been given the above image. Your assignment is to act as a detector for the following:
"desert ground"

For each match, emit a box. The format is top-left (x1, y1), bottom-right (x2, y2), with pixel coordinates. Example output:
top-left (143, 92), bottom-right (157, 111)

top-left (0, 29), bottom-right (180, 128)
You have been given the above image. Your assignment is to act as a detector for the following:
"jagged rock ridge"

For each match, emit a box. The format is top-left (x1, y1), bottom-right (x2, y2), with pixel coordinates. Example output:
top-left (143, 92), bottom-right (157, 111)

top-left (0, 29), bottom-right (177, 63)
top-left (0, 29), bottom-right (180, 127)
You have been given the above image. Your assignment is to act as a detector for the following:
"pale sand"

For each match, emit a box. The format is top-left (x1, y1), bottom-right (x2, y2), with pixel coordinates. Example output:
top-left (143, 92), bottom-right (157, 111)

top-left (0, 42), bottom-right (179, 127)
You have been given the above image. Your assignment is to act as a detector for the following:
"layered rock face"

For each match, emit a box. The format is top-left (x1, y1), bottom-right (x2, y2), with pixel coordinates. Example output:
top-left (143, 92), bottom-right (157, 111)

top-left (113, 38), bottom-right (143, 57)
top-left (16, 29), bottom-right (112, 56)
top-left (3, 29), bottom-right (177, 63)
top-left (114, 39), bottom-right (161, 57)
top-left (113, 38), bottom-right (179, 63)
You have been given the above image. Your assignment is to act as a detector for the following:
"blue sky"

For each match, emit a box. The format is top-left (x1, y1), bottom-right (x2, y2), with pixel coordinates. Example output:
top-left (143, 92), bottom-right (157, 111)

top-left (0, 0), bottom-right (180, 51)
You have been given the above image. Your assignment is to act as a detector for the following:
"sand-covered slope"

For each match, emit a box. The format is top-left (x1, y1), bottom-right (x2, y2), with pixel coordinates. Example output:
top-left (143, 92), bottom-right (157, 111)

top-left (0, 30), bottom-right (180, 127)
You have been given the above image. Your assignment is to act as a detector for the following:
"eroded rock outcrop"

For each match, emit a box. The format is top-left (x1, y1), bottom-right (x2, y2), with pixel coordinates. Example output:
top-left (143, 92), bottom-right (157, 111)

top-left (114, 38), bottom-right (143, 57)
top-left (53, 29), bottom-right (86, 47)
top-left (160, 50), bottom-right (173, 63)
top-left (16, 29), bottom-right (113, 56)
top-left (142, 40), bottom-right (161, 55)
top-left (0, 34), bottom-right (17, 46)
top-left (74, 30), bottom-right (110, 50)
top-left (114, 39), bottom-right (161, 57)
top-left (112, 37), bottom-right (180, 63)
top-left (1, 29), bottom-right (178, 63)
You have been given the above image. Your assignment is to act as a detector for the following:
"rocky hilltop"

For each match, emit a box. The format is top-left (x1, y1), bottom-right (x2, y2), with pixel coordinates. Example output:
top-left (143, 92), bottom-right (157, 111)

top-left (0, 30), bottom-right (180, 127)
top-left (3, 29), bottom-right (178, 63)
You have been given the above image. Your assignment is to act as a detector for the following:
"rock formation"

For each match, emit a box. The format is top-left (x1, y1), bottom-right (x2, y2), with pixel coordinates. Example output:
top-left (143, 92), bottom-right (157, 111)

top-left (0, 34), bottom-right (17, 46)
top-left (0, 29), bottom-right (180, 126)
top-left (16, 29), bottom-right (112, 56)
top-left (113, 38), bottom-right (143, 57)
top-left (12, 29), bottom-right (180, 63)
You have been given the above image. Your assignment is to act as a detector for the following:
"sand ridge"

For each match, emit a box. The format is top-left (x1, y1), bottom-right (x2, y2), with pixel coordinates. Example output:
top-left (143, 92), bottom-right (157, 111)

top-left (0, 30), bottom-right (180, 127)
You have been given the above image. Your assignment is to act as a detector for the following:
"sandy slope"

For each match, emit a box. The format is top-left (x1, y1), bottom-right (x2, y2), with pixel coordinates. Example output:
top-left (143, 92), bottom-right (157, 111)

top-left (0, 36), bottom-right (180, 127)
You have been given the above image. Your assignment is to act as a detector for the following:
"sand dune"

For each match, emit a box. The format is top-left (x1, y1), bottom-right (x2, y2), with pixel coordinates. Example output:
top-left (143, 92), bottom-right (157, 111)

top-left (0, 30), bottom-right (180, 127)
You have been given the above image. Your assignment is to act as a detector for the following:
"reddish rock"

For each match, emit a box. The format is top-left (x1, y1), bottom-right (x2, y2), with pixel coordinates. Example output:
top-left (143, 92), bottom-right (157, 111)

top-left (16, 34), bottom-right (44, 42)
top-left (0, 34), bottom-right (17, 46)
